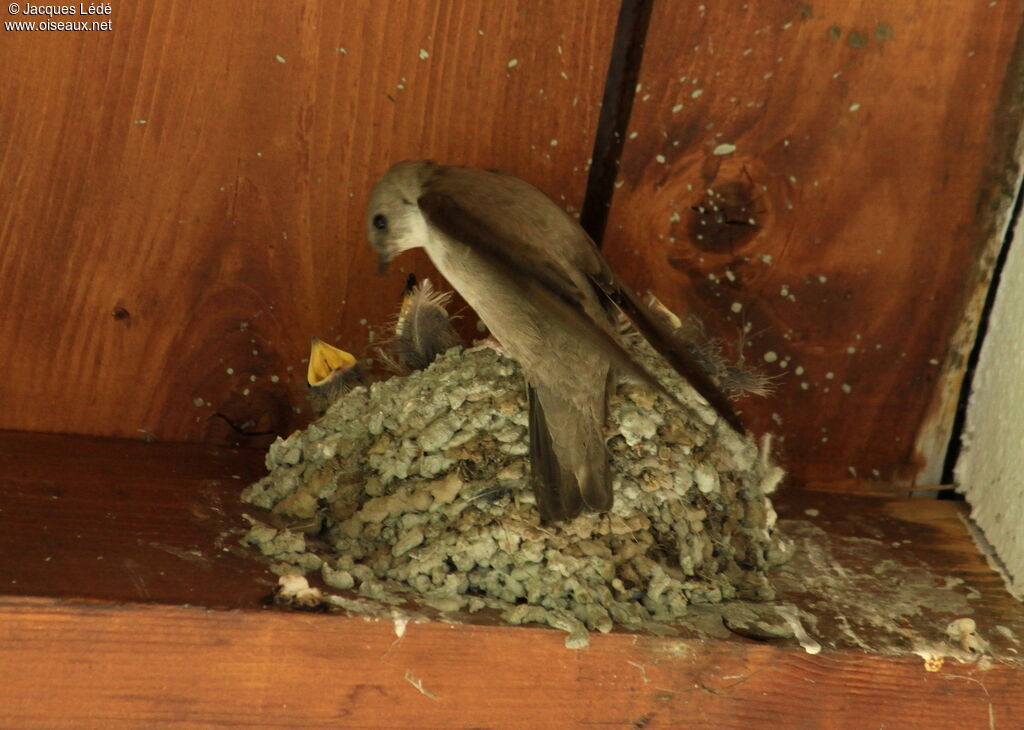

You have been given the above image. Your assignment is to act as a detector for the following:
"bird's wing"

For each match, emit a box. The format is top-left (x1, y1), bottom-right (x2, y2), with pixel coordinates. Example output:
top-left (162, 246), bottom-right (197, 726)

top-left (419, 165), bottom-right (744, 434)
top-left (587, 265), bottom-right (745, 433)
top-left (418, 166), bottom-right (668, 397)
top-left (419, 166), bottom-right (591, 306)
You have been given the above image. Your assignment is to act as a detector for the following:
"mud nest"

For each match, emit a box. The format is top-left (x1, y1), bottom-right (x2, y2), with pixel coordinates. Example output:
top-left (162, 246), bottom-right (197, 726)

top-left (241, 337), bottom-right (786, 647)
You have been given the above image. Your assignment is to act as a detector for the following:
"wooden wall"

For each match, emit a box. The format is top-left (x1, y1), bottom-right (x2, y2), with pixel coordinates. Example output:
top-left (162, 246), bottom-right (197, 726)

top-left (602, 1), bottom-right (1024, 486)
top-left (0, 0), bottom-right (618, 445)
top-left (2, 1), bottom-right (1022, 489)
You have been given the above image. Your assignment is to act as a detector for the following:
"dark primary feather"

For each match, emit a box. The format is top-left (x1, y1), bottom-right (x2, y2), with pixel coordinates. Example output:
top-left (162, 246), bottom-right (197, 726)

top-left (588, 270), bottom-right (746, 434)
top-left (527, 384), bottom-right (584, 522)
top-left (527, 374), bottom-right (613, 523)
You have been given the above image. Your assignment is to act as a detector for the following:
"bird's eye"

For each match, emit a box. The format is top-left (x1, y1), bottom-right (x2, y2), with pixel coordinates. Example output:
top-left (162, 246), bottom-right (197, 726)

top-left (372, 214), bottom-right (387, 231)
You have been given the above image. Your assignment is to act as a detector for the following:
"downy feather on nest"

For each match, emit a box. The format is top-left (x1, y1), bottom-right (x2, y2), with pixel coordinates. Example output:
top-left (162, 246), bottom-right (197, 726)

top-left (379, 275), bottom-right (463, 373)
top-left (644, 293), bottom-right (775, 399)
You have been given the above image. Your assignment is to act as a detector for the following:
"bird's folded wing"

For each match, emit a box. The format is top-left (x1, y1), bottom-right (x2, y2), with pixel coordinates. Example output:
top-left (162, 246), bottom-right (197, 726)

top-left (417, 186), bottom-right (668, 398)
top-left (588, 266), bottom-right (745, 433)
top-left (418, 165), bottom-right (743, 434)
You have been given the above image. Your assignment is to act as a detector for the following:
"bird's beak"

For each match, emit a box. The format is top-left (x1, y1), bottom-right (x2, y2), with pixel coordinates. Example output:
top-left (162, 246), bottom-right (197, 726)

top-left (377, 253), bottom-right (391, 275)
top-left (307, 337), bottom-right (357, 386)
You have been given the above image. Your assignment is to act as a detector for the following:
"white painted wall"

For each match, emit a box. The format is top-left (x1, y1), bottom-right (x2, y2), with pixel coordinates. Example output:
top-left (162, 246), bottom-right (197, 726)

top-left (955, 201), bottom-right (1024, 599)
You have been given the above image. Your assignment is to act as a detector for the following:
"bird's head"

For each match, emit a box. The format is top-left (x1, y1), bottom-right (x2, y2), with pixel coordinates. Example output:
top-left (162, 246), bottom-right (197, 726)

top-left (366, 161), bottom-right (433, 274)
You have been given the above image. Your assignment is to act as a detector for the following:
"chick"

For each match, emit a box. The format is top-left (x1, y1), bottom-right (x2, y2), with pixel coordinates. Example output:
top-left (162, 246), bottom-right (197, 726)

top-left (384, 274), bottom-right (462, 372)
top-left (306, 337), bottom-right (366, 415)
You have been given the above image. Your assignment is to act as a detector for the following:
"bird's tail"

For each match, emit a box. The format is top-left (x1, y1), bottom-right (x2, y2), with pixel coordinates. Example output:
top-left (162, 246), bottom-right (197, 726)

top-left (527, 379), bottom-right (612, 523)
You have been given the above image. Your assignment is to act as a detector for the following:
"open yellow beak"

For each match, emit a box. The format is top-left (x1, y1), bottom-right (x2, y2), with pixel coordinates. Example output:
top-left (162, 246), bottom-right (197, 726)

top-left (307, 337), bottom-right (357, 386)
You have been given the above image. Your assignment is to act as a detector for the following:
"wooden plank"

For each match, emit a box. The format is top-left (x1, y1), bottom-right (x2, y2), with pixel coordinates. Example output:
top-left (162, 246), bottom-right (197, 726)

top-left (1, 595), bottom-right (1020, 729)
top-left (772, 488), bottom-right (1024, 654)
top-left (2, 430), bottom-right (1024, 725)
top-left (601, 1), bottom-right (1024, 488)
top-left (0, 430), bottom-right (270, 606)
top-left (0, 0), bottom-right (618, 446)
top-left (2, 429), bottom-right (1023, 648)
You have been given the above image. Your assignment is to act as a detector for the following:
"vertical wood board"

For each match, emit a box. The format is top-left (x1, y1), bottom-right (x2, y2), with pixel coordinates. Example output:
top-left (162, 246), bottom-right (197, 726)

top-left (0, 0), bottom-right (618, 445)
top-left (601, 0), bottom-right (1024, 486)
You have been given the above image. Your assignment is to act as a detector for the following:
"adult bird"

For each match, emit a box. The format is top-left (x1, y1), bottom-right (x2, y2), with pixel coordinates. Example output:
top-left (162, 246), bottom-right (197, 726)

top-left (367, 161), bottom-right (744, 522)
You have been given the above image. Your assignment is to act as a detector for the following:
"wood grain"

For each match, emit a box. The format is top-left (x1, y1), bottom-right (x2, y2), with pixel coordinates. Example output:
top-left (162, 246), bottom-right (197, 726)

top-left (1, 596), bottom-right (1021, 729)
top-left (772, 489), bottom-right (1024, 656)
top-left (2, 428), bottom-right (1023, 651)
top-left (601, 1), bottom-right (1024, 488)
top-left (0, 0), bottom-right (618, 446)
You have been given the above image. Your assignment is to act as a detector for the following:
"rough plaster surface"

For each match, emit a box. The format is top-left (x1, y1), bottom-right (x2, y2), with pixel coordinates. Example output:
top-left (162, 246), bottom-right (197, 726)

top-left (956, 212), bottom-right (1024, 598)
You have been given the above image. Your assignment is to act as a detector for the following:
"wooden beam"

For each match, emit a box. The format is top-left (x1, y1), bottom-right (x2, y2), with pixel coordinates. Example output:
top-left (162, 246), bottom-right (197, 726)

top-left (2, 595), bottom-right (1020, 729)
top-left (0, 430), bottom-right (270, 607)
top-left (2, 430), bottom-right (1024, 725)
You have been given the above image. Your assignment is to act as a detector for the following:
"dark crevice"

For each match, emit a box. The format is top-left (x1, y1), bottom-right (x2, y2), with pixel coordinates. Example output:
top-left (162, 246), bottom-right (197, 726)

top-left (938, 178), bottom-right (1024, 493)
top-left (938, 23), bottom-right (1024, 494)
top-left (210, 412), bottom-right (276, 438)
top-left (579, 0), bottom-right (655, 248)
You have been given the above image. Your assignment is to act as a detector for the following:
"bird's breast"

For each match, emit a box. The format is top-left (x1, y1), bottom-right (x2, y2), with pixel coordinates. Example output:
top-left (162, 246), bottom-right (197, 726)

top-left (423, 230), bottom-right (546, 368)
